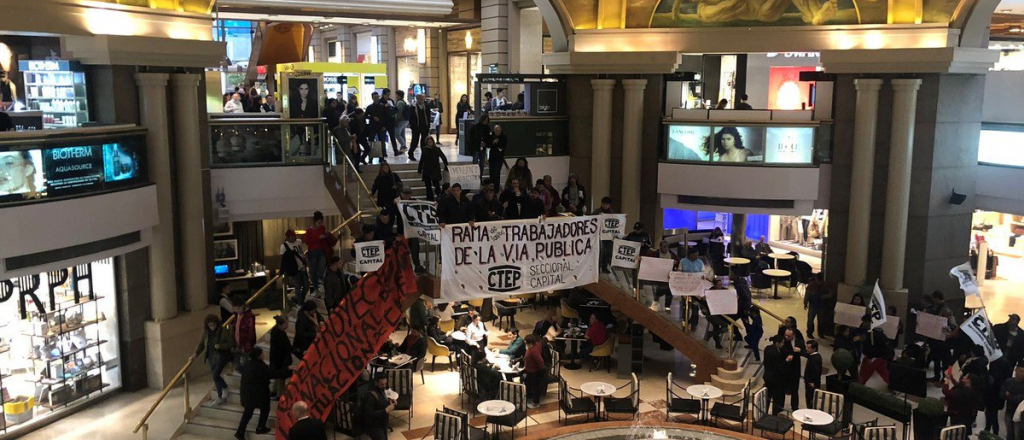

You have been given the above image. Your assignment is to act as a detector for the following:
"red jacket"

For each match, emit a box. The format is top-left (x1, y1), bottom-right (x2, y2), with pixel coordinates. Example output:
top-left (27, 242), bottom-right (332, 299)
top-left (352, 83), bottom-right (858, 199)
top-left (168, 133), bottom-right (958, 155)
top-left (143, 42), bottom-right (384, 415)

top-left (587, 321), bottom-right (609, 346)
top-left (304, 225), bottom-right (332, 251)
top-left (524, 344), bottom-right (545, 373)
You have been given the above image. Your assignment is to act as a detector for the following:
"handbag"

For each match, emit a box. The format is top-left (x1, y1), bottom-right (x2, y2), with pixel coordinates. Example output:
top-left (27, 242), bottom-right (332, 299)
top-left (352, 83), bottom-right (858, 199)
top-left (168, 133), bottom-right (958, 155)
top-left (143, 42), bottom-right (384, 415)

top-left (370, 141), bottom-right (383, 158)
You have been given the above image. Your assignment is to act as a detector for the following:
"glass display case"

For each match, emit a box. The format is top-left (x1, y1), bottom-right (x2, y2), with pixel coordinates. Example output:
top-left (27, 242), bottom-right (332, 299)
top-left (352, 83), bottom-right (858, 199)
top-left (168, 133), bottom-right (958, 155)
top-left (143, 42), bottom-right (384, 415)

top-left (18, 60), bottom-right (89, 129)
top-left (209, 118), bottom-right (326, 167)
top-left (0, 259), bottom-right (121, 437)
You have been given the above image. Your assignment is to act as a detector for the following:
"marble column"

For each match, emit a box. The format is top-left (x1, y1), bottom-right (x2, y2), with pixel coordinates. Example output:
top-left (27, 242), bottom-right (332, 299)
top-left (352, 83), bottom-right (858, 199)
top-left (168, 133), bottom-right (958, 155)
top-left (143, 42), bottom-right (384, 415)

top-left (880, 78), bottom-right (922, 291)
top-left (418, 29), bottom-right (441, 98)
top-left (843, 79), bottom-right (884, 287)
top-left (620, 79), bottom-right (647, 223)
top-left (171, 74), bottom-right (209, 312)
top-left (481, 0), bottom-right (510, 73)
top-left (590, 79), bottom-right (616, 207)
top-left (135, 73), bottom-right (177, 321)
top-left (372, 27), bottom-right (397, 92)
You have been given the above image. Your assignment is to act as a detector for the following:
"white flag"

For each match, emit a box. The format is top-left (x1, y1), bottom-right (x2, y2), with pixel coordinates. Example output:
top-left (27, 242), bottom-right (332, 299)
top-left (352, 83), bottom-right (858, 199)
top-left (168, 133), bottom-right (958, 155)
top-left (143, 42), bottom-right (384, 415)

top-left (599, 214), bottom-right (627, 241)
top-left (949, 262), bottom-right (980, 296)
top-left (869, 281), bottom-right (887, 330)
top-left (354, 240), bottom-right (386, 272)
top-left (638, 257), bottom-right (674, 282)
top-left (611, 239), bottom-right (641, 269)
top-left (961, 309), bottom-right (1003, 361)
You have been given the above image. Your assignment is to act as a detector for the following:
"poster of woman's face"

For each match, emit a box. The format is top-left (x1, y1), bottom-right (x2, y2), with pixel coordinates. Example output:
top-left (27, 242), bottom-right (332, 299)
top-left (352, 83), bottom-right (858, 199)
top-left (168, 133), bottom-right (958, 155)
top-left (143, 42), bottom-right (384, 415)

top-left (708, 126), bottom-right (764, 163)
top-left (0, 150), bottom-right (44, 199)
top-left (288, 77), bottom-right (320, 119)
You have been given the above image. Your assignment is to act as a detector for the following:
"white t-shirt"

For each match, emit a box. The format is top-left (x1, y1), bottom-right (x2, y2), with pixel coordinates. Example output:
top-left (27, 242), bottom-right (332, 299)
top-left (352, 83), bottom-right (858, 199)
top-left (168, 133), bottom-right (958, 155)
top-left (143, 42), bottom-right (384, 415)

top-left (223, 100), bottom-right (244, 114)
top-left (466, 321), bottom-right (487, 346)
top-left (281, 240), bottom-right (306, 270)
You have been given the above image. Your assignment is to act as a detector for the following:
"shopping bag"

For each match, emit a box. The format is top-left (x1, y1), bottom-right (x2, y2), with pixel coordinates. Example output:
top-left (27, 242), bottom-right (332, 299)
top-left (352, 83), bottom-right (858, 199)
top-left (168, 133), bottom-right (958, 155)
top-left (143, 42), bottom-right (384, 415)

top-left (370, 141), bottom-right (383, 158)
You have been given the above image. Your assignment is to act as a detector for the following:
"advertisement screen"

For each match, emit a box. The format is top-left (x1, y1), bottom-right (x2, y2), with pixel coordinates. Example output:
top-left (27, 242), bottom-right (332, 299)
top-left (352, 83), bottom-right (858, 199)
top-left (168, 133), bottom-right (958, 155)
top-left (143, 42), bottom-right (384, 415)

top-left (666, 125), bottom-right (711, 161)
top-left (979, 129), bottom-right (1024, 168)
top-left (0, 135), bottom-right (146, 204)
top-left (765, 127), bottom-right (815, 164)
top-left (710, 126), bottom-right (764, 163)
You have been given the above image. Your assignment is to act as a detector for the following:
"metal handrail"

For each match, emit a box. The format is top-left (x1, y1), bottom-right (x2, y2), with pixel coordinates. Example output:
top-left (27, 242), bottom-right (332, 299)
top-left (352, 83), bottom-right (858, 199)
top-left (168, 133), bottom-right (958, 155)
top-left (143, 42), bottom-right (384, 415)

top-left (720, 314), bottom-right (741, 360)
top-left (751, 302), bottom-right (786, 325)
top-left (330, 132), bottom-right (379, 213)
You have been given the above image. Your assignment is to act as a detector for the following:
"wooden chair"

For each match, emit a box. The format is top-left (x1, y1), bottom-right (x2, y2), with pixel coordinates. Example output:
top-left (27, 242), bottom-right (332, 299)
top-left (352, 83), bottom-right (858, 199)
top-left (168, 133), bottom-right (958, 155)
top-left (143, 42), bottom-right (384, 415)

top-left (939, 425), bottom-right (969, 440)
top-left (862, 426), bottom-right (899, 440)
top-left (434, 411), bottom-right (462, 440)
top-left (441, 406), bottom-right (488, 440)
top-left (710, 381), bottom-right (750, 432)
top-left (439, 319), bottom-right (456, 333)
top-left (387, 368), bottom-right (414, 430)
top-left (604, 373), bottom-right (640, 420)
top-left (428, 336), bottom-right (454, 372)
top-left (804, 389), bottom-right (846, 439)
top-left (487, 381), bottom-right (528, 438)
top-left (589, 338), bottom-right (616, 372)
top-left (751, 387), bottom-right (793, 439)
top-left (665, 372), bottom-right (701, 423)
top-left (558, 375), bottom-right (595, 425)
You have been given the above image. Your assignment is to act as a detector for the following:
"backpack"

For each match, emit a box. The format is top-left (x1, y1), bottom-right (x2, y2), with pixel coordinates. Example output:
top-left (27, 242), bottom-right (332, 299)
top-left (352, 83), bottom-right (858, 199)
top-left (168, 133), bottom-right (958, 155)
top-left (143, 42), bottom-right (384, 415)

top-left (281, 243), bottom-right (304, 276)
top-left (398, 100), bottom-right (411, 121)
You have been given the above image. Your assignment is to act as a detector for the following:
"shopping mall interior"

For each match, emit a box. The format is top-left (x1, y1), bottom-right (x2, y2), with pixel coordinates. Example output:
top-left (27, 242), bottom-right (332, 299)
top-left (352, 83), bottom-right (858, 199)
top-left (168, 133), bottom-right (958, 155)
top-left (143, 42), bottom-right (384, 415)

top-left (2, 0), bottom-right (1024, 439)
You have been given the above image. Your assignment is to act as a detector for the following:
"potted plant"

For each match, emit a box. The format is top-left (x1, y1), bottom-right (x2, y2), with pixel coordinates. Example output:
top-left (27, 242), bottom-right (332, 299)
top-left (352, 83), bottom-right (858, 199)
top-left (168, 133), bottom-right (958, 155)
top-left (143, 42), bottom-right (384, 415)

top-left (978, 430), bottom-right (1003, 440)
top-left (848, 383), bottom-right (912, 423)
top-left (913, 397), bottom-right (947, 440)
top-left (826, 349), bottom-right (856, 394)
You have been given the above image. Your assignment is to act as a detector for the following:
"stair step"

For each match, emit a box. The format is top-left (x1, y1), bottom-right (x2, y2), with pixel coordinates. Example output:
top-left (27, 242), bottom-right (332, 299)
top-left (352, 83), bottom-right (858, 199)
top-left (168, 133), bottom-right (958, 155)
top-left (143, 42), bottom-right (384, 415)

top-left (716, 366), bottom-right (745, 381)
top-left (196, 401), bottom-right (279, 425)
top-left (709, 374), bottom-right (750, 393)
top-left (184, 416), bottom-right (275, 440)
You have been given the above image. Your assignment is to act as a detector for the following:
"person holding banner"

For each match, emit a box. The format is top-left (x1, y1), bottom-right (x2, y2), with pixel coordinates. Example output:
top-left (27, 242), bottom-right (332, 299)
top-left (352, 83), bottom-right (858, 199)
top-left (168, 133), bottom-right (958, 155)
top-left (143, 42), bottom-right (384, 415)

top-left (924, 291), bottom-right (956, 382)
top-left (595, 197), bottom-right (617, 274)
top-left (995, 314), bottom-right (1024, 366)
top-left (436, 183), bottom-right (475, 227)
top-left (943, 372), bottom-right (983, 439)
top-left (474, 185), bottom-right (503, 222)
top-left (561, 173), bottom-right (587, 216)
top-left (394, 186), bottom-right (426, 273)
top-left (500, 177), bottom-right (526, 219)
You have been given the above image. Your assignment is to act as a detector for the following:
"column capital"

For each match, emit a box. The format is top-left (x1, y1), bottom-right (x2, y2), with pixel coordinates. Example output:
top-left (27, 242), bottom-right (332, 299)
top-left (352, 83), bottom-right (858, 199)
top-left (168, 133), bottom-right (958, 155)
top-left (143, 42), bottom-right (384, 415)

top-left (135, 73), bottom-right (170, 88)
top-left (891, 78), bottom-right (923, 91)
top-left (169, 74), bottom-right (201, 89)
top-left (621, 79), bottom-right (648, 90)
top-left (854, 78), bottom-right (884, 90)
top-left (591, 79), bottom-right (617, 90)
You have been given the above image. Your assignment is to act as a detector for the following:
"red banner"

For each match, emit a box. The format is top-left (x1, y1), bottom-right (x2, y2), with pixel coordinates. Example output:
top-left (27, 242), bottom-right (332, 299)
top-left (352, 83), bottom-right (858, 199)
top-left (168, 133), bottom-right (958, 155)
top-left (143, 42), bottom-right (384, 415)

top-left (275, 238), bottom-right (417, 439)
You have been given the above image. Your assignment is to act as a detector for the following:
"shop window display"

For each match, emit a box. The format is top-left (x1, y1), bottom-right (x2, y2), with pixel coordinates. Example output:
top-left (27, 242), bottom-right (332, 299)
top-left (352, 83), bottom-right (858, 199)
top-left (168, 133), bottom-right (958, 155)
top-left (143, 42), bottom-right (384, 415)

top-left (773, 210), bottom-right (827, 252)
top-left (0, 259), bottom-right (121, 436)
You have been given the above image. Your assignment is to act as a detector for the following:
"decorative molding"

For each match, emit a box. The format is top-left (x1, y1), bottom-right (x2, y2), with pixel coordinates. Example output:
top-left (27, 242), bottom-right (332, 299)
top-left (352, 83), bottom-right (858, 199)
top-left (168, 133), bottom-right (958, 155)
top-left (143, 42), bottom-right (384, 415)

top-left (64, 35), bottom-right (226, 68)
top-left (543, 51), bottom-right (680, 74)
top-left (820, 47), bottom-right (998, 74)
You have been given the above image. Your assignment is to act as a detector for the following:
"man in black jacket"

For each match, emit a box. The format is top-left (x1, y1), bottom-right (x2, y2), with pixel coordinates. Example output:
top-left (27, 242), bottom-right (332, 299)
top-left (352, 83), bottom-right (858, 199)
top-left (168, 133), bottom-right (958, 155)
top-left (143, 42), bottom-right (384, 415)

top-left (803, 340), bottom-right (823, 408)
top-left (781, 328), bottom-right (803, 411)
top-left (995, 314), bottom-right (1024, 366)
top-left (361, 374), bottom-right (395, 440)
top-left (500, 177), bottom-right (526, 219)
top-left (475, 186), bottom-right (503, 222)
top-left (520, 188), bottom-right (546, 219)
top-left (288, 401), bottom-right (328, 440)
top-left (408, 94), bottom-right (431, 160)
top-left (763, 336), bottom-right (789, 415)
top-left (235, 348), bottom-right (272, 439)
top-left (365, 92), bottom-right (390, 157)
top-left (436, 183), bottom-right (475, 227)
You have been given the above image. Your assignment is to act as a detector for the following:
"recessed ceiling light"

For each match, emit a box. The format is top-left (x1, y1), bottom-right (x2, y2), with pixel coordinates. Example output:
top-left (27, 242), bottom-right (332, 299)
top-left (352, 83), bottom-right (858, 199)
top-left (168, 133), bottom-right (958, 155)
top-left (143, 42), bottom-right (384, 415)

top-left (1011, 27), bottom-right (1023, 32)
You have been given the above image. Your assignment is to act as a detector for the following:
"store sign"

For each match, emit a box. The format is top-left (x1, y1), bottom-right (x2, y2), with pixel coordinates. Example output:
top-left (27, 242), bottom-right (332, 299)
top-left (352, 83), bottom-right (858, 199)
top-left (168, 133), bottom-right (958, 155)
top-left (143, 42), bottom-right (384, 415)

top-left (397, 200), bottom-right (440, 244)
top-left (19, 60), bottom-right (73, 72)
top-left (766, 52), bottom-right (819, 58)
top-left (0, 135), bottom-right (147, 204)
top-left (666, 125), bottom-right (711, 161)
top-left (364, 77), bottom-right (376, 85)
top-left (440, 217), bottom-right (599, 301)
top-left (0, 264), bottom-right (94, 319)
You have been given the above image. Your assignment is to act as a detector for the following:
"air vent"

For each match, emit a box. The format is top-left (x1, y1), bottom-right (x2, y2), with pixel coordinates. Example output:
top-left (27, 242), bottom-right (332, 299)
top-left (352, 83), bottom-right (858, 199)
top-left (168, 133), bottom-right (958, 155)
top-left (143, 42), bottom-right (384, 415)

top-left (5, 232), bottom-right (141, 271)
top-left (676, 195), bottom-right (794, 209)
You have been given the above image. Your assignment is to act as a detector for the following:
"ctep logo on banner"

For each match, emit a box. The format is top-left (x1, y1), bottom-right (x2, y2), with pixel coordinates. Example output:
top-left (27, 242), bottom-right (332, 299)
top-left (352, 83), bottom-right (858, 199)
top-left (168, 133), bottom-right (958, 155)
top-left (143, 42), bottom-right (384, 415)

top-left (599, 214), bottom-right (627, 241)
top-left (611, 239), bottom-right (640, 269)
top-left (397, 200), bottom-right (440, 244)
top-left (440, 216), bottom-right (599, 302)
top-left (355, 240), bottom-right (386, 272)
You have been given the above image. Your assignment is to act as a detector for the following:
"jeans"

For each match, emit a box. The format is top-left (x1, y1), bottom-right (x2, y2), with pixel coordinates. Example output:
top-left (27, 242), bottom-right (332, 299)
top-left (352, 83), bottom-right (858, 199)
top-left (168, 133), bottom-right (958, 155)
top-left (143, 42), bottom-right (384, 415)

top-left (473, 150), bottom-right (486, 178)
top-left (210, 353), bottom-right (229, 398)
top-left (654, 285), bottom-right (673, 308)
top-left (236, 401), bottom-right (270, 436)
top-left (807, 305), bottom-right (820, 336)
top-left (307, 249), bottom-right (327, 291)
top-left (395, 120), bottom-right (409, 149)
top-left (525, 371), bottom-right (546, 404)
top-left (288, 271), bottom-right (309, 303)
top-left (424, 178), bottom-right (442, 201)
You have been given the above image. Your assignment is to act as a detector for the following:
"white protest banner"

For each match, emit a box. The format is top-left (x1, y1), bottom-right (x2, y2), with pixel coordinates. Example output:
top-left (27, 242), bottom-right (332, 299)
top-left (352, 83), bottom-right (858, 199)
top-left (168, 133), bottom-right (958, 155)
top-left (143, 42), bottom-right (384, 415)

top-left (599, 214), bottom-right (627, 241)
top-left (440, 216), bottom-right (599, 301)
top-left (869, 281), bottom-right (887, 330)
top-left (396, 200), bottom-right (440, 245)
top-left (880, 316), bottom-right (901, 340)
top-left (705, 289), bottom-right (738, 315)
top-left (949, 262), bottom-right (980, 296)
top-left (611, 239), bottom-right (641, 269)
top-left (961, 310), bottom-right (1004, 361)
top-left (447, 164), bottom-right (480, 190)
top-left (354, 240), bottom-right (386, 272)
top-left (669, 272), bottom-right (705, 296)
top-left (834, 303), bottom-right (866, 327)
top-left (915, 312), bottom-right (948, 340)
top-left (639, 257), bottom-right (675, 282)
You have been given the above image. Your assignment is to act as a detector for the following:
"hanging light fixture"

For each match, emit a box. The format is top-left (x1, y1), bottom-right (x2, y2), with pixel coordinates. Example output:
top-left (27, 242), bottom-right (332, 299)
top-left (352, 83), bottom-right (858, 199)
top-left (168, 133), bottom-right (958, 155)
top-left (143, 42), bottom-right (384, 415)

top-left (417, 29), bottom-right (426, 64)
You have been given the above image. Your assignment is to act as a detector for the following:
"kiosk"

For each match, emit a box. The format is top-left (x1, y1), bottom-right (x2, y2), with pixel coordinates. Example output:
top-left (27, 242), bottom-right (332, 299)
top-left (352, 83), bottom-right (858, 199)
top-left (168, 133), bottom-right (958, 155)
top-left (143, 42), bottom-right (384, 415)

top-left (276, 62), bottom-right (388, 105)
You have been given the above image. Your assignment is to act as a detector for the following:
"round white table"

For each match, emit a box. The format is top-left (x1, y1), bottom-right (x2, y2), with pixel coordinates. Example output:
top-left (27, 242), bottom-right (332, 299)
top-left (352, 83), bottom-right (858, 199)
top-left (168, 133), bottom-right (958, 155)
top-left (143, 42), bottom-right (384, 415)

top-left (768, 253), bottom-right (795, 269)
top-left (478, 400), bottom-right (516, 440)
top-left (763, 269), bottom-right (792, 299)
top-left (723, 257), bottom-right (750, 266)
top-left (581, 381), bottom-right (615, 420)
top-left (685, 384), bottom-right (724, 425)
top-left (792, 408), bottom-right (834, 440)
top-left (450, 331), bottom-right (467, 341)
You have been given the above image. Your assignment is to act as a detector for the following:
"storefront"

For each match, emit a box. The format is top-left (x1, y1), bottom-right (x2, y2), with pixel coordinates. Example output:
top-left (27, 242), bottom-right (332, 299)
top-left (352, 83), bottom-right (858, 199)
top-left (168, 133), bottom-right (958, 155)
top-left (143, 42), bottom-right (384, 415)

top-left (768, 210), bottom-right (828, 258)
top-left (0, 258), bottom-right (122, 437)
top-left (446, 27), bottom-right (482, 133)
top-left (274, 62), bottom-right (387, 107)
top-left (395, 27), bottom-right (422, 98)
top-left (744, 53), bottom-right (822, 110)
top-left (973, 211), bottom-right (1024, 259)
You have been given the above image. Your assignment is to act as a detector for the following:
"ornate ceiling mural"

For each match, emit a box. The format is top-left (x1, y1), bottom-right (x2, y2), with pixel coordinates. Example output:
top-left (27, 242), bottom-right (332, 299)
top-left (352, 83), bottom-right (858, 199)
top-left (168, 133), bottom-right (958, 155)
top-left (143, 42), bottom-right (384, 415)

top-left (95, 0), bottom-right (215, 14)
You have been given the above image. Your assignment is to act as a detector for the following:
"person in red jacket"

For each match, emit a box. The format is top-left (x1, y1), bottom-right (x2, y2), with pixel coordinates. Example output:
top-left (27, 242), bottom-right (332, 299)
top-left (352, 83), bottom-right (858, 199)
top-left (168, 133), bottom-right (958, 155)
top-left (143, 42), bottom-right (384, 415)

top-left (523, 334), bottom-right (547, 408)
top-left (581, 313), bottom-right (609, 360)
top-left (304, 211), bottom-right (336, 294)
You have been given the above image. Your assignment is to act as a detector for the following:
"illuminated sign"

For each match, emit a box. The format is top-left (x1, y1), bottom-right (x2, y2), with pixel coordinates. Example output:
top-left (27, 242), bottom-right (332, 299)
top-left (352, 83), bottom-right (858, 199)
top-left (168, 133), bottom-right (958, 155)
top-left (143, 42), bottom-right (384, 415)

top-left (979, 128), bottom-right (1024, 168)
top-left (766, 52), bottom-right (820, 58)
top-left (765, 127), bottom-right (815, 164)
top-left (664, 124), bottom-right (816, 165)
top-left (19, 60), bottom-right (73, 72)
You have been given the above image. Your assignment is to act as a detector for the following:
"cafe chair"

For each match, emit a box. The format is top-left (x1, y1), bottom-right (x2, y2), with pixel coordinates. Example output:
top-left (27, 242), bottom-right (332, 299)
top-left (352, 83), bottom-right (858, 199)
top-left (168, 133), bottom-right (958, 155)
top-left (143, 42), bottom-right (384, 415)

top-left (710, 382), bottom-right (750, 432)
top-left (547, 350), bottom-right (561, 389)
top-left (387, 368), bottom-right (414, 430)
top-left (460, 357), bottom-right (481, 414)
top-left (560, 299), bottom-right (581, 326)
top-left (428, 337), bottom-right (454, 372)
top-left (589, 338), bottom-right (616, 372)
top-left (939, 425), bottom-right (969, 440)
top-left (468, 298), bottom-right (485, 310)
top-left (751, 270), bottom-right (773, 298)
top-left (513, 293), bottom-right (538, 310)
top-left (558, 375), bottom-right (595, 425)
top-left (493, 301), bottom-right (517, 331)
top-left (442, 406), bottom-right (488, 440)
top-left (665, 372), bottom-right (701, 423)
top-left (862, 425), bottom-right (899, 440)
top-left (804, 389), bottom-right (846, 439)
top-left (333, 395), bottom-right (359, 438)
top-left (751, 387), bottom-right (794, 439)
top-left (415, 356), bottom-right (427, 384)
top-left (488, 381), bottom-right (528, 438)
top-left (604, 373), bottom-right (640, 420)
top-left (434, 411), bottom-right (463, 440)
top-left (439, 319), bottom-right (456, 333)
